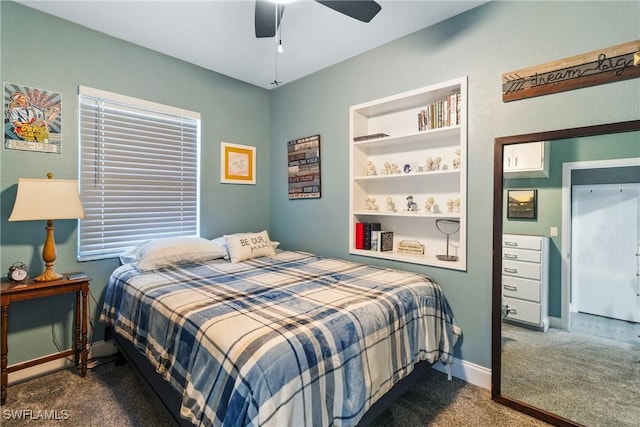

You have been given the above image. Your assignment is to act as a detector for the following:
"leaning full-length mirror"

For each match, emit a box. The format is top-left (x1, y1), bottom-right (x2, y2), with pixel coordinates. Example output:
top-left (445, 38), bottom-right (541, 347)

top-left (492, 121), bottom-right (640, 427)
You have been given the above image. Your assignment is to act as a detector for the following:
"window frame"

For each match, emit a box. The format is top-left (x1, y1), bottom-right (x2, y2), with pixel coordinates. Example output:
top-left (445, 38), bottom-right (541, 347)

top-left (77, 86), bottom-right (201, 261)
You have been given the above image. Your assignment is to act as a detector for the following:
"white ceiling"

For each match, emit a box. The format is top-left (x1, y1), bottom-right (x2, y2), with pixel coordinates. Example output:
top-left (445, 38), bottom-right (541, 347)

top-left (16, 0), bottom-right (487, 89)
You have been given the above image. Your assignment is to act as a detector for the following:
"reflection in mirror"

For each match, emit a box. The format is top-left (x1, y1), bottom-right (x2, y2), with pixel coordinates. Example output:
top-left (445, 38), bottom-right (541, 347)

top-left (492, 121), bottom-right (640, 427)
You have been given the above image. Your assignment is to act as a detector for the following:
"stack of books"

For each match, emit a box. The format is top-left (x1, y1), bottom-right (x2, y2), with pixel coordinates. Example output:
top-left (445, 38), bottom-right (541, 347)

top-left (371, 230), bottom-right (394, 252)
top-left (418, 92), bottom-right (461, 131)
top-left (355, 222), bottom-right (393, 251)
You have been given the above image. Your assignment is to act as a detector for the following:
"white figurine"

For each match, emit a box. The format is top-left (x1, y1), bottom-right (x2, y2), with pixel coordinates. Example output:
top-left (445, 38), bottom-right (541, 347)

top-left (454, 198), bottom-right (461, 212)
top-left (425, 157), bottom-right (433, 171)
top-left (432, 156), bottom-right (442, 170)
top-left (386, 196), bottom-right (396, 212)
top-left (370, 197), bottom-right (379, 210)
top-left (424, 196), bottom-right (435, 213)
top-left (383, 162), bottom-right (400, 175)
top-left (383, 162), bottom-right (392, 175)
top-left (452, 148), bottom-right (461, 169)
top-left (365, 196), bottom-right (379, 211)
top-left (367, 160), bottom-right (377, 176)
top-left (447, 198), bottom-right (454, 212)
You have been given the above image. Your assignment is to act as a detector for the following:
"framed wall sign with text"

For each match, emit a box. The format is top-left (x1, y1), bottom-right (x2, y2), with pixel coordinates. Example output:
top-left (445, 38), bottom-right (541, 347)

top-left (502, 40), bottom-right (640, 102)
top-left (220, 142), bottom-right (256, 185)
top-left (288, 134), bottom-right (321, 199)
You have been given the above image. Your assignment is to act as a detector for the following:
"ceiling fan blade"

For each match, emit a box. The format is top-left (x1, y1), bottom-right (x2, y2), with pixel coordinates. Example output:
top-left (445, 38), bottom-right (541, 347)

top-left (255, 0), bottom-right (285, 38)
top-left (316, 1), bottom-right (382, 23)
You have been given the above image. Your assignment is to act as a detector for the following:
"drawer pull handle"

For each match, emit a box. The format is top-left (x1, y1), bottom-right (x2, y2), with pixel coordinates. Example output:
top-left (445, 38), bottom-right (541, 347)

top-left (504, 284), bottom-right (517, 291)
top-left (504, 254), bottom-right (518, 259)
top-left (504, 267), bottom-right (518, 273)
top-left (504, 241), bottom-right (518, 247)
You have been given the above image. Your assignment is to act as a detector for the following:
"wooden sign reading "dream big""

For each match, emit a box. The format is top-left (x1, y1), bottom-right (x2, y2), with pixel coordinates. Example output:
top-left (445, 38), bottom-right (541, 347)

top-left (502, 40), bottom-right (640, 102)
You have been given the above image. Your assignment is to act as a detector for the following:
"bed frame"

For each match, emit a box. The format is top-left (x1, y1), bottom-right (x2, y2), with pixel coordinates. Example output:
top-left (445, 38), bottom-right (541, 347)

top-left (107, 326), bottom-right (430, 426)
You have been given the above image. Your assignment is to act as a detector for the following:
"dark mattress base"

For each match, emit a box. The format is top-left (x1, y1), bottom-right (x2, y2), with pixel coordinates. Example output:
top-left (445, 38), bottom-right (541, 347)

top-left (106, 326), bottom-right (430, 426)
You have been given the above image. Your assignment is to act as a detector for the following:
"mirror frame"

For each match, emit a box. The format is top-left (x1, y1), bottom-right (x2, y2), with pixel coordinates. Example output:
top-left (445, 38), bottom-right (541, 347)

top-left (491, 119), bottom-right (640, 427)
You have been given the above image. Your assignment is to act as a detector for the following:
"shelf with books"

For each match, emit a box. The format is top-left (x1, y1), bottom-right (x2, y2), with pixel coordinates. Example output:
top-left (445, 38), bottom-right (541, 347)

top-left (349, 77), bottom-right (467, 270)
top-left (351, 216), bottom-right (463, 268)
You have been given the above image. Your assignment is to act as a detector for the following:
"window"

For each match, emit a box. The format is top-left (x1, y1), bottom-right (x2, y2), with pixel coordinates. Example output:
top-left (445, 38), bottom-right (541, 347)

top-left (78, 86), bottom-right (200, 261)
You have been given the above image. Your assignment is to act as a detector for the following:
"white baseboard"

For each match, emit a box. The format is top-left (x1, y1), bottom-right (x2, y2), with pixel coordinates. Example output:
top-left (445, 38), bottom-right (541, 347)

top-left (432, 357), bottom-right (491, 390)
top-left (7, 339), bottom-right (119, 386)
top-left (9, 340), bottom-right (491, 392)
top-left (549, 316), bottom-right (562, 329)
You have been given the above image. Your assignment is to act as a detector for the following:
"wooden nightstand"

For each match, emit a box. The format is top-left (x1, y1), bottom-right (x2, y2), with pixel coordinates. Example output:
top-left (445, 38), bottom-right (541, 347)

top-left (1, 273), bottom-right (90, 405)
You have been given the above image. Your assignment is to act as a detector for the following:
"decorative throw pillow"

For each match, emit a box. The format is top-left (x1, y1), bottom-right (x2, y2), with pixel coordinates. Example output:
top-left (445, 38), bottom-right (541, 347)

top-left (131, 236), bottom-right (227, 271)
top-left (212, 234), bottom-right (279, 260)
top-left (224, 230), bottom-right (276, 263)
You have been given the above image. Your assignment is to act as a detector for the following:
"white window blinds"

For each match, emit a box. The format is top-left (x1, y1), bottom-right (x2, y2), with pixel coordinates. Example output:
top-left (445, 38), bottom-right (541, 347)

top-left (78, 86), bottom-right (200, 261)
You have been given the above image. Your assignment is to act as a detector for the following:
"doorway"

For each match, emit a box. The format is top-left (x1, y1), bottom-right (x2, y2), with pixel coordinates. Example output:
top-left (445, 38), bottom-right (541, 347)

top-left (571, 183), bottom-right (639, 323)
top-left (560, 158), bottom-right (640, 331)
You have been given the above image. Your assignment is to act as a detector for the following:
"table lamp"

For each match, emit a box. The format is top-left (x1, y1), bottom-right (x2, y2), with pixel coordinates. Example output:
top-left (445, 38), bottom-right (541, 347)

top-left (8, 173), bottom-right (85, 281)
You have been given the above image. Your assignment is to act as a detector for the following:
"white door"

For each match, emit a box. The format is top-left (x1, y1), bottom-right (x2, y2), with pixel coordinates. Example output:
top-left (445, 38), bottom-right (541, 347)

top-left (572, 183), bottom-right (640, 323)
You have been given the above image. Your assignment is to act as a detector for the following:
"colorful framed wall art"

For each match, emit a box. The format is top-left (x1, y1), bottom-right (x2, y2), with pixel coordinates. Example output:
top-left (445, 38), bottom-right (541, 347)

top-left (4, 82), bottom-right (62, 154)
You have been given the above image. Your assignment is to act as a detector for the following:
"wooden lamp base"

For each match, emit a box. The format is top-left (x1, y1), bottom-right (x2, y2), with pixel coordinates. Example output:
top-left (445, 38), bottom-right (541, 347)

top-left (34, 219), bottom-right (63, 282)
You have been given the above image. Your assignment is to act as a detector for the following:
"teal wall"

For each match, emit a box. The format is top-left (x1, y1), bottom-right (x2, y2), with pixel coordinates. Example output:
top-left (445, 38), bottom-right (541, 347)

top-left (1, 1), bottom-right (639, 370)
top-left (0, 2), bottom-right (270, 364)
top-left (268, 1), bottom-right (639, 368)
top-left (504, 132), bottom-right (640, 317)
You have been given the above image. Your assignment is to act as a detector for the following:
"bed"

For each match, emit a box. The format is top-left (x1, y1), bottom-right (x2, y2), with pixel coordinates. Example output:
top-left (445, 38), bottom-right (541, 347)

top-left (101, 234), bottom-right (462, 427)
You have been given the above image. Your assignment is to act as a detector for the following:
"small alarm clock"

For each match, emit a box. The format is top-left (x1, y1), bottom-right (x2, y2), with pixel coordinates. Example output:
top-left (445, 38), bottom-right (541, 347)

top-left (8, 262), bottom-right (28, 283)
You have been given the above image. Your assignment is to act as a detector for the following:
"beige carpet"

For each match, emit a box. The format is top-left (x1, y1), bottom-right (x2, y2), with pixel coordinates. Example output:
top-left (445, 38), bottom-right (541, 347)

top-left (502, 322), bottom-right (640, 427)
top-left (3, 359), bottom-right (548, 426)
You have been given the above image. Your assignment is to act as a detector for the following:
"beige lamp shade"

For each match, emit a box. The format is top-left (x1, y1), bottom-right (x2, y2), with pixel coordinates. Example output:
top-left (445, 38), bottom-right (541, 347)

top-left (9, 177), bottom-right (85, 221)
top-left (8, 174), bottom-right (85, 281)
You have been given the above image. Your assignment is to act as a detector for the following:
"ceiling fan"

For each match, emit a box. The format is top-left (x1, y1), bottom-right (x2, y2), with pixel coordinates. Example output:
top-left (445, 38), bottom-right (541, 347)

top-left (255, 0), bottom-right (382, 38)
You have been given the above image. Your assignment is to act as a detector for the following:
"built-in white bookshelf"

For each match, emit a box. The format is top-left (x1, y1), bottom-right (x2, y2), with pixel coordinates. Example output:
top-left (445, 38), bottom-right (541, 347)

top-left (349, 77), bottom-right (467, 270)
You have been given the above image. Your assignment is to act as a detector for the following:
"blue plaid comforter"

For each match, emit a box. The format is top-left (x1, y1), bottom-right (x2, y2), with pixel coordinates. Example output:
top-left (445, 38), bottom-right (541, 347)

top-left (101, 251), bottom-right (461, 427)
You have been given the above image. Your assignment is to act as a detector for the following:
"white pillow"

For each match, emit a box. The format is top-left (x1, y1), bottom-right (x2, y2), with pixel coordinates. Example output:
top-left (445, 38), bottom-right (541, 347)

top-left (132, 236), bottom-right (227, 271)
top-left (211, 236), bottom-right (229, 259)
top-left (119, 242), bottom-right (148, 264)
top-left (212, 235), bottom-right (279, 260)
top-left (224, 230), bottom-right (276, 263)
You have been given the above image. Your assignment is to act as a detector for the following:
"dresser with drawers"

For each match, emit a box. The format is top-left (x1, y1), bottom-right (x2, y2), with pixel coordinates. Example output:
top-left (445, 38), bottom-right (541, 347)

top-left (502, 234), bottom-right (549, 331)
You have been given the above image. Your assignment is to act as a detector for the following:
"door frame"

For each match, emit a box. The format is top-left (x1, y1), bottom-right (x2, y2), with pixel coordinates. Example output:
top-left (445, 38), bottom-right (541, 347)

top-left (560, 157), bottom-right (640, 329)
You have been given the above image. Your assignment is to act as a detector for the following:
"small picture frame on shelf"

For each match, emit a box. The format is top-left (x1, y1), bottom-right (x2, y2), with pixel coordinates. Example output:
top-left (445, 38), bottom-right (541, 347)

top-left (507, 189), bottom-right (537, 219)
